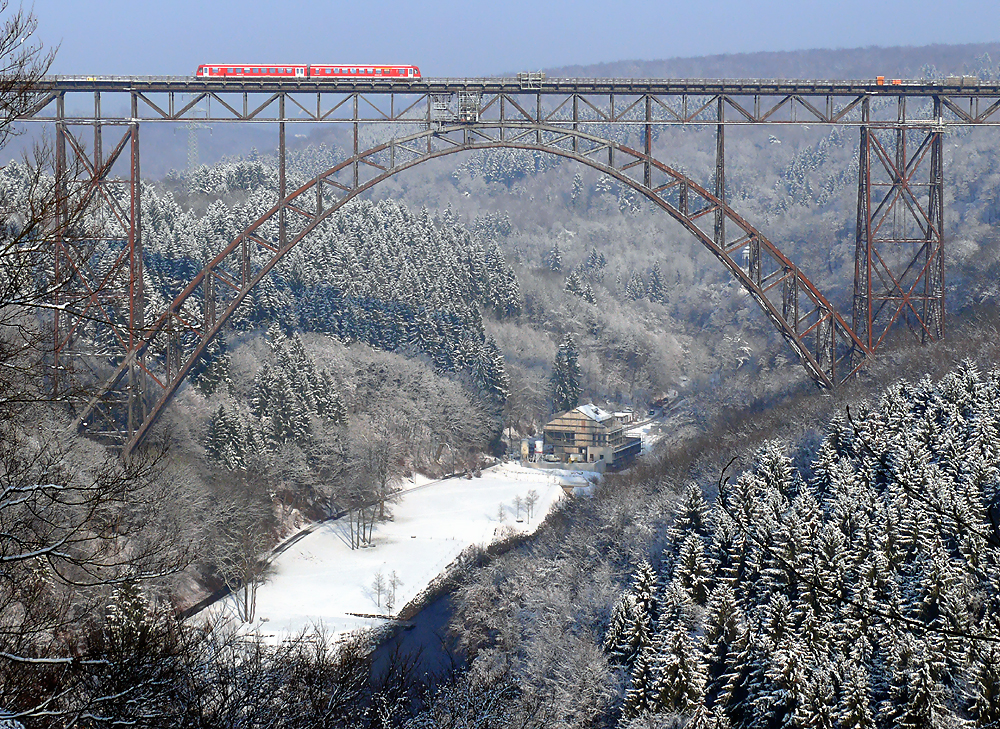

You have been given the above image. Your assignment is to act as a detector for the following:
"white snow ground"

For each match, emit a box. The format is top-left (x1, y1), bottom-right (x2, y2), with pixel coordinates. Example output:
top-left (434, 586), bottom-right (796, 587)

top-left (205, 462), bottom-right (579, 641)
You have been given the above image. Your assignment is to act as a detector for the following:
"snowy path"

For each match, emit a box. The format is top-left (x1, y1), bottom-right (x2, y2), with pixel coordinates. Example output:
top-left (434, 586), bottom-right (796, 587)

top-left (206, 463), bottom-right (574, 640)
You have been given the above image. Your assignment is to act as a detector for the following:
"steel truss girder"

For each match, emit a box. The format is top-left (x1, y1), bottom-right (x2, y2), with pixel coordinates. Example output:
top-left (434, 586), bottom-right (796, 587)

top-left (20, 83), bottom-right (1000, 127)
top-left (69, 121), bottom-right (870, 453)
top-left (853, 120), bottom-right (945, 351)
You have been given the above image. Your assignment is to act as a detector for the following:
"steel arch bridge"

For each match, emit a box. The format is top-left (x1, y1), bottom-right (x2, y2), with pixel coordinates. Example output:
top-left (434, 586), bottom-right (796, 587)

top-left (24, 75), bottom-right (981, 451)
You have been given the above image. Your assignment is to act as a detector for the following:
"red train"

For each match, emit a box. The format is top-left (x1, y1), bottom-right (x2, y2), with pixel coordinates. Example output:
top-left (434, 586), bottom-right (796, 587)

top-left (196, 64), bottom-right (421, 80)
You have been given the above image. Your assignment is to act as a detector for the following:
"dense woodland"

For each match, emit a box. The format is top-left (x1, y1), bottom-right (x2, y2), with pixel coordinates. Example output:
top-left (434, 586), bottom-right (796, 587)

top-left (4, 10), bottom-right (1000, 726)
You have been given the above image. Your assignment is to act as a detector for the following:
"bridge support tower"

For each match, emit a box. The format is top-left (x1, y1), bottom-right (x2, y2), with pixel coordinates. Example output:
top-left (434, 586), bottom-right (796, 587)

top-left (853, 104), bottom-right (945, 351)
top-left (52, 91), bottom-right (146, 445)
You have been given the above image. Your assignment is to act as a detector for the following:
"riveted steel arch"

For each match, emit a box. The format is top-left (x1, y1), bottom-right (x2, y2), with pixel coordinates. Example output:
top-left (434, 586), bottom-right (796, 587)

top-left (75, 122), bottom-right (870, 453)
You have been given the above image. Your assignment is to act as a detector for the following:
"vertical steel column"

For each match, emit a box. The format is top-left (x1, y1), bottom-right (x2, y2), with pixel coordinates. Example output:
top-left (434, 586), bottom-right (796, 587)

top-left (644, 94), bottom-right (652, 189)
top-left (537, 92), bottom-right (543, 146)
top-left (500, 94), bottom-right (505, 143)
top-left (127, 120), bottom-right (144, 437)
top-left (608, 94), bottom-right (614, 168)
top-left (926, 104), bottom-right (945, 341)
top-left (853, 123), bottom-right (872, 349)
top-left (572, 95), bottom-right (578, 154)
top-left (316, 90), bottom-right (324, 215)
top-left (53, 93), bottom-right (67, 392)
top-left (714, 97), bottom-right (726, 247)
top-left (353, 93), bottom-right (360, 188)
top-left (279, 95), bottom-right (286, 249)
top-left (93, 92), bottom-right (102, 172)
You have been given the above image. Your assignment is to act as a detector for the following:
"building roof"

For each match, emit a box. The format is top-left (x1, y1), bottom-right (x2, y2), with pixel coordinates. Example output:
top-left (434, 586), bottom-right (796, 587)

top-left (575, 404), bottom-right (615, 423)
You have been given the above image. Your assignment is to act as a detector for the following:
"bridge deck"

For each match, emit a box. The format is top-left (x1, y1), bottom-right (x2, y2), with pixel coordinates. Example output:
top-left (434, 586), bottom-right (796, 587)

top-left (40, 75), bottom-right (1000, 96)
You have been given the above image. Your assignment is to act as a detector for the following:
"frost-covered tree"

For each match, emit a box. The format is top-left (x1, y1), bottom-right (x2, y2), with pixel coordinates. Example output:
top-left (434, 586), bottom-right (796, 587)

top-left (646, 262), bottom-right (666, 302)
top-left (543, 241), bottom-right (563, 271)
top-left (206, 404), bottom-right (254, 470)
top-left (472, 336), bottom-right (510, 408)
top-left (571, 171), bottom-right (584, 205)
top-left (625, 271), bottom-right (646, 301)
top-left (551, 334), bottom-right (582, 412)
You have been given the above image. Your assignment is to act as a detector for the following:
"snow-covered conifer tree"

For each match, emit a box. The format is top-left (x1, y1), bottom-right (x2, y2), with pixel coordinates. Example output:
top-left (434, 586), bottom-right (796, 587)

top-left (543, 241), bottom-right (563, 271)
top-left (551, 334), bottom-right (581, 412)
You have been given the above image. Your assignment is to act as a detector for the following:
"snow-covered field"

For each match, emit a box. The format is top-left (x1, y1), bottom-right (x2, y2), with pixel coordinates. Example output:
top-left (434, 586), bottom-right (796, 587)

top-left (206, 462), bottom-right (583, 640)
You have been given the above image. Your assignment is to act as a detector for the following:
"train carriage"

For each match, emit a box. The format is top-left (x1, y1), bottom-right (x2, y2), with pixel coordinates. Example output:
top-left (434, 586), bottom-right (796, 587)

top-left (196, 64), bottom-right (420, 79)
top-left (197, 65), bottom-right (306, 78)
top-left (309, 65), bottom-right (420, 78)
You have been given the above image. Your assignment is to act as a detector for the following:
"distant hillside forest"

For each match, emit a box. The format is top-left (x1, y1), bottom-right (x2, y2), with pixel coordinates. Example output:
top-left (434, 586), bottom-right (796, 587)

top-left (545, 42), bottom-right (1000, 81)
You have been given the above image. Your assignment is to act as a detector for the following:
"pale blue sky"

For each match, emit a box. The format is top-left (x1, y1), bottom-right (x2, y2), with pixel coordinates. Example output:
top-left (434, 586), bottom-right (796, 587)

top-left (31, 0), bottom-right (1000, 77)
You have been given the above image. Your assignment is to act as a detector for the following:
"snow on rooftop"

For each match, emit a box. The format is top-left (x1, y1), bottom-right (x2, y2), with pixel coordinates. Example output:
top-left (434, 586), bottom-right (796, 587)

top-left (576, 403), bottom-right (615, 422)
top-left (203, 463), bottom-right (566, 642)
